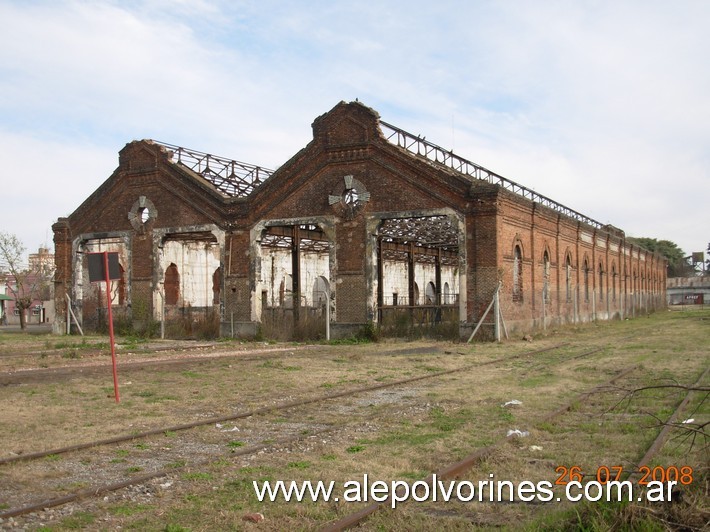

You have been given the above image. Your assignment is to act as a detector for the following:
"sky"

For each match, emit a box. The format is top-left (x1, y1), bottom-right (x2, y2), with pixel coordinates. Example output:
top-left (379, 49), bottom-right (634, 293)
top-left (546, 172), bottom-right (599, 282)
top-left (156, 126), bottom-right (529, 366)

top-left (1, 0), bottom-right (708, 265)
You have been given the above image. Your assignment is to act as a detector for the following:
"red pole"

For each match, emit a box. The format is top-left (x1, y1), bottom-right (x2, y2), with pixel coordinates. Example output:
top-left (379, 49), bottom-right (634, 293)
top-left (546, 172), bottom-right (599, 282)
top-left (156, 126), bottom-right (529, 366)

top-left (104, 252), bottom-right (120, 403)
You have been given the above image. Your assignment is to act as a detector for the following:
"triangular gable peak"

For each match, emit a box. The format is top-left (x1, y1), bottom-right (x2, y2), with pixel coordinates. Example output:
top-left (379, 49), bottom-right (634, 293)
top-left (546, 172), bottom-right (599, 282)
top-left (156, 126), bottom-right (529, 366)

top-left (116, 101), bottom-right (605, 233)
top-left (245, 101), bottom-right (480, 219)
top-left (311, 100), bottom-right (381, 148)
top-left (308, 102), bottom-right (606, 230)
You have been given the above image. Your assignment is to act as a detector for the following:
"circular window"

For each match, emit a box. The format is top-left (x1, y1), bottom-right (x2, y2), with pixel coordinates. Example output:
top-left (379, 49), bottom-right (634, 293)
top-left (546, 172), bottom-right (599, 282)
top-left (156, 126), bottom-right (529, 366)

top-left (128, 196), bottom-right (157, 231)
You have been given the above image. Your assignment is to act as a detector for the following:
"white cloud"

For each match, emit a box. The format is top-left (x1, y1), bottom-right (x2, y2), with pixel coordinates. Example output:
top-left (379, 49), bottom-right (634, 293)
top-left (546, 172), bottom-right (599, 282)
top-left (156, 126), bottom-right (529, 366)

top-left (0, 131), bottom-right (117, 252)
top-left (0, 0), bottom-right (708, 257)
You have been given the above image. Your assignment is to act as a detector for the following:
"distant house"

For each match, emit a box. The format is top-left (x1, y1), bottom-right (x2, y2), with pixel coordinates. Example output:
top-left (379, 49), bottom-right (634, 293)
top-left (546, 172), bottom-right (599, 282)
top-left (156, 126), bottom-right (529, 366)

top-left (0, 279), bottom-right (11, 324)
top-left (2, 247), bottom-right (55, 326)
top-left (667, 276), bottom-right (710, 306)
top-left (29, 246), bottom-right (54, 274)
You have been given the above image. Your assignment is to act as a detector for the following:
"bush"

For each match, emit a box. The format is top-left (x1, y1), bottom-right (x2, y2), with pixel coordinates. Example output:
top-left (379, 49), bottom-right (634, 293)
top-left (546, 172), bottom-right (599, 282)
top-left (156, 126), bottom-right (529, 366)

top-left (355, 321), bottom-right (379, 342)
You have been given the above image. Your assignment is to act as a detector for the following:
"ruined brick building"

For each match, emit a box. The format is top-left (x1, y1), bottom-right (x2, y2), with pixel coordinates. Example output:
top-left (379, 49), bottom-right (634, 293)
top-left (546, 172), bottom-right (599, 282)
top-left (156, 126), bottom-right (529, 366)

top-left (53, 101), bottom-right (667, 339)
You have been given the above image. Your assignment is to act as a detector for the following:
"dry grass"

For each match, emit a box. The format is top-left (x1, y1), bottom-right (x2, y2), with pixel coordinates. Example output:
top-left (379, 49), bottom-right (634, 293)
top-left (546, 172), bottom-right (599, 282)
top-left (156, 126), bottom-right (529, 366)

top-left (0, 309), bottom-right (707, 530)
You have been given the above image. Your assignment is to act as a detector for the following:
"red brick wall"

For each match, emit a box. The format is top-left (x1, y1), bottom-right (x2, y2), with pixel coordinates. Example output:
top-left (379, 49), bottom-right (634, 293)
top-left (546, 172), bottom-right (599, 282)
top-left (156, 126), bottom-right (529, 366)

top-left (495, 188), bottom-right (666, 334)
top-left (54, 102), bottom-right (667, 338)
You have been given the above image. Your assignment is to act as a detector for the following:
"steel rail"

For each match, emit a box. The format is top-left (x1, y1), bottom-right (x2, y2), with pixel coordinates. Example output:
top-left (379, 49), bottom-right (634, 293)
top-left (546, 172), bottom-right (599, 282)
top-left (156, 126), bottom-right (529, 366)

top-left (0, 344), bottom-right (571, 521)
top-left (321, 364), bottom-right (640, 531)
top-left (627, 365), bottom-right (709, 482)
top-left (540, 364), bottom-right (639, 422)
top-left (0, 345), bottom-right (316, 385)
top-left (0, 428), bottom-right (335, 520)
top-left (0, 344), bottom-right (568, 466)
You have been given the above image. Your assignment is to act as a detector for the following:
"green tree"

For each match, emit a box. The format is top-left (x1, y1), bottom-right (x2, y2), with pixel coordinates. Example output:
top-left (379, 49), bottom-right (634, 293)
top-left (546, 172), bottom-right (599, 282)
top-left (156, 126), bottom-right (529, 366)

top-left (627, 237), bottom-right (695, 277)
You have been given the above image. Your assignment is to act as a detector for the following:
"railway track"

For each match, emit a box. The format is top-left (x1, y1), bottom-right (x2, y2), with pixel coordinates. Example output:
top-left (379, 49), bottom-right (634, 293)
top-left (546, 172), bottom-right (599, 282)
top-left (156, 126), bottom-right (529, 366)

top-left (0, 345), bottom-right (323, 385)
top-left (0, 317), bottom-right (705, 529)
top-left (322, 364), bottom-right (646, 531)
top-left (1, 344), bottom-right (576, 467)
top-left (321, 370), bottom-right (709, 529)
top-left (0, 343), bottom-right (461, 386)
top-left (0, 343), bottom-right (601, 519)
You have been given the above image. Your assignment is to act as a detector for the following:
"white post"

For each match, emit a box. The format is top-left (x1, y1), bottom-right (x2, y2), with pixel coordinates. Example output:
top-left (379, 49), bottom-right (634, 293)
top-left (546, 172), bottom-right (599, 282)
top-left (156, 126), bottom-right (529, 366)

top-left (325, 289), bottom-right (330, 341)
top-left (65, 294), bottom-right (84, 336)
top-left (494, 286), bottom-right (500, 342)
top-left (467, 284), bottom-right (499, 343)
top-left (573, 287), bottom-right (578, 324)
top-left (542, 291), bottom-right (546, 331)
top-left (158, 290), bottom-right (165, 340)
top-left (316, 289), bottom-right (330, 341)
top-left (499, 300), bottom-right (509, 340)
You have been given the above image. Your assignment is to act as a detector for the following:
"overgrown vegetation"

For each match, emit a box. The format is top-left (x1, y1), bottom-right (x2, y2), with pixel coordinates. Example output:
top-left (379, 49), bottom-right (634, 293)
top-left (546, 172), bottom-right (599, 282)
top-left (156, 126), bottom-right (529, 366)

top-left (96, 296), bottom-right (161, 339)
top-left (1, 308), bottom-right (708, 529)
top-left (378, 306), bottom-right (459, 340)
top-left (259, 307), bottom-right (328, 341)
top-left (164, 308), bottom-right (220, 340)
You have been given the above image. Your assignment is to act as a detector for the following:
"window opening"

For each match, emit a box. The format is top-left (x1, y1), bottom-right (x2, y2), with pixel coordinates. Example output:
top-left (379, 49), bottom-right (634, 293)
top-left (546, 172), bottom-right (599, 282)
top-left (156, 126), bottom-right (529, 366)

top-left (165, 263), bottom-right (180, 305)
top-left (565, 254), bottom-right (572, 302)
top-left (212, 267), bottom-right (221, 305)
top-left (513, 245), bottom-right (523, 302)
top-left (599, 263), bottom-right (604, 302)
top-left (543, 251), bottom-right (550, 304)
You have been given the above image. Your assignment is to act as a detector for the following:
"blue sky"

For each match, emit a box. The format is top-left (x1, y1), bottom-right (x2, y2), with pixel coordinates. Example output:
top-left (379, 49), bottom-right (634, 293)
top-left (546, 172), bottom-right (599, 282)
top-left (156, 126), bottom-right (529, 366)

top-left (1, 0), bottom-right (708, 263)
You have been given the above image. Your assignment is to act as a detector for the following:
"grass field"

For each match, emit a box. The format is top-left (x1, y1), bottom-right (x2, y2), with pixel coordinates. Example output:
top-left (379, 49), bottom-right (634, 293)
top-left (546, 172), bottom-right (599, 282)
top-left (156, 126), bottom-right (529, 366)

top-left (0, 309), bottom-right (707, 530)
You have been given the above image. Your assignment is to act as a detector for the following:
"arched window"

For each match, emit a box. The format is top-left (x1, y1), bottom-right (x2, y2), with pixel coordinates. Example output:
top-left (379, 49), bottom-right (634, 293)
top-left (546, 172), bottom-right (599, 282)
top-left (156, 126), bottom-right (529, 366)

top-left (583, 258), bottom-right (590, 302)
top-left (313, 276), bottom-right (329, 307)
top-left (165, 263), bottom-right (180, 306)
top-left (281, 274), bottom-right (293, 308)
top-left (413, 283), bottom-right (420, 306)
top-left (543, 251), bottom-right (550, 304)
top-left (443, 282), bottom-right (451, 304)
top-left (566, 254), bottom-right (572, 302)
top-left (212, 267), bottom-right (221, 305)
top-left (611, 263), bottom-right (617, 302)
top-left (513, 245), bottom-right (523, 302)
top-left (425, 282), bottom-right (436, 304)
top-left (598, 263), bottom-right (604, 302)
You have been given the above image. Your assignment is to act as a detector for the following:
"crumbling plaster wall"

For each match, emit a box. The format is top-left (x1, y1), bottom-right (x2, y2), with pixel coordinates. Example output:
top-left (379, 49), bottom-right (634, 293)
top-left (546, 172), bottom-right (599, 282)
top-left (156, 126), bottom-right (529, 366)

top-left (249, 217), bottom-right (337, 327)
top-left (380, 260), bottom-right (459, 305)
top-left (159, 240), bottom-right (221, 308)
top-left (72, 233), bottom-right (131, 329)
top-left (259, 247), bottom-right (330, 309)
top-left (153, 225), bottom-right (225, 321)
